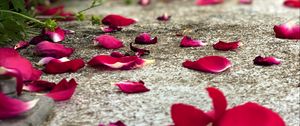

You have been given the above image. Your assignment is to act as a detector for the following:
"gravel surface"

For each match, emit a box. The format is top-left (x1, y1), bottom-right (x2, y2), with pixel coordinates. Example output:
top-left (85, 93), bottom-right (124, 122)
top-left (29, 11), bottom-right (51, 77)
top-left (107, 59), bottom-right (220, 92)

top-left (25, 0), bottom-right (300, 125)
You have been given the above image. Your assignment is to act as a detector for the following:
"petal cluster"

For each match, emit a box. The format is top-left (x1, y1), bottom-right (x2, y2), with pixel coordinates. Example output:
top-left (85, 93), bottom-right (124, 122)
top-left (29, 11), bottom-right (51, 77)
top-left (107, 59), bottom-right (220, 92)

top-left (115, 80), bottom-right (150, 93)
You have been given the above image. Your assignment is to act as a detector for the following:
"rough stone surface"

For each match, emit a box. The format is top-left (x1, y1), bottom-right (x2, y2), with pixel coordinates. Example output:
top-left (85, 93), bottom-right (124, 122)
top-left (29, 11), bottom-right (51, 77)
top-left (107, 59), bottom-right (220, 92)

top-left (0, 77), bottom-right (16, 96)
top-left (19, 0), bottom-right (300, 125)
top-left (0, 95), bottom-right (54, 126)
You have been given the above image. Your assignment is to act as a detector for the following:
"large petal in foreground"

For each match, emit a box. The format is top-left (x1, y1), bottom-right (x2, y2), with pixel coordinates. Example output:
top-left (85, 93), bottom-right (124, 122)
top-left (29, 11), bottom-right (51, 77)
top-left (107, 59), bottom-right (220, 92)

top-left (213, 41), bottom-right (240, 51)
top-left (274, 21), bottom-right (300, 40)
top-left (253, 56), bottom-right (281, 66)
top-left (35, 41), bottom-right (74, 58)
top-left (195, 0), bottom-right (224, 6)
top-left (94, 35), bottom-right (124, 49)
top-left (284, 0), bottom-right (300, 8)
top-left (183, 56), bottom-right (232, 73)
top-left (46, 78), bottom-right (78, 101)
top-left (115, 80), bottom-right (150, 93)
top-left (180, 36), bottom-right (206, 47)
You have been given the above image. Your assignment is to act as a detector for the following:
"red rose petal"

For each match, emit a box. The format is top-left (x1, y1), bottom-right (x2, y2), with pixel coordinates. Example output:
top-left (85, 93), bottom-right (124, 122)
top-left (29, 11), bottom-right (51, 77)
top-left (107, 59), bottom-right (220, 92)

top-left (218, 102), bottom-right (286, 126)
top-left (213, 41), bottom-right (240, 51)
top-left (115, 80), bottom-right (150, 93)
top-left (102, 14), bottom-right (136, 27)
top-left (183, 56), bottom-right (232, 73)
top-left (253, 56), bottom-right (281, 66)
top-left (14, 41), bottom-right (29, 50)
top-left (43, 58), bottom-right (85, 74)
top-left (284, 0), bottom-right (300, 8)
top-left (274, 22), bottom-right (300, 40)
top-left (171, 103), bottom-right (212, 126)
top-left (195, 0), bottom-right (224, 5)
top-left (35, 5), bottom-right (64, 15)
top-left (101, 26), bottom-right (123, 33)
top-left (110, 52), bottom-right (127, 58)
top-left (135, 33), bottom-right (158, 44)
top-left (0, 92), bottom-right (39, 119)
top-left (57, 11), bottom-right (75, 21)
top-left (157, 13), bottom-right (171, 21)
top-left (46, 78), bottom-right (77, 101)
top-left (239, 0), bottom-right (252, 4)
top-left (42, 27), bottom-right (65, 42)
top-left (99, 121), bottom-right (127, 126)
top-left (180, 36), bottom-right (206, 47)
top-left (206, 87), bottom-right (227, 120)
top-left (0, 67), bottom-right (23, 95)
top-left (94, 35), bottom-right (124, 49)
top-left (130, 43), bottom-right (150, 56)
top-left (139, 0), bottom-right (151, 6)
top-left (29, 35), bottom-right (48, 45)
top-left (35, 41), bottom-right (74, 58)
top-left (23, 80), bottom-right (56, 92)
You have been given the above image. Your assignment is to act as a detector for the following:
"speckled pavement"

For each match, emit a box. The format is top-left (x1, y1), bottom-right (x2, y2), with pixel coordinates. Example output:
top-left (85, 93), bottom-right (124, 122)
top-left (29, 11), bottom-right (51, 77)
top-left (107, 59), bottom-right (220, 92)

top-left (24, 0), bottom-right (300, 125)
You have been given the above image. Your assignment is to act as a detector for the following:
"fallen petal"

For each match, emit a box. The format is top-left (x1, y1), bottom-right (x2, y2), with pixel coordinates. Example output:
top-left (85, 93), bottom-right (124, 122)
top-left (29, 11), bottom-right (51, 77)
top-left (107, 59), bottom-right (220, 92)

top-left (206, 87), bottom-right (227, 120)
top-left (157, 13), bottom-right (171, 21)
top-left (42, 27), bottom-right (65, 42)
top-left (182, 56), bottom-right (232, 73)
top-left (46, 78), bottom-right (78, 101)
top-left (35, 5), bottom-right (64, 15)
top-left (115, 80), bottom-right (150, 93)
top-left (180, 36), bottom-right (206, 47)
top-left (110, 52), bottom-right (126, 58)
top-left (29, 35), bottom-right (49, 45)
top-left (135, 33), bottom-right (158, 44)
top-left (56, 11), bottom-right (75, 21)
top-left (138, 0), bottom-right (151, 6)
top-left (195, 0), bottom-right (224, 5)
top-left (43, 58), bottom-right (85, 74)
top-left (239, 0), bottom-right (252, 4)
top-left (23, 80), bottom-right (56, 92)
top-left (0, 67), bottom-right (23, 95)
top-left (94, 35), bottom-right (124, 49)
top-left (274, 22), bottom-right (300, 39)
top-left (102, 14), bottom-right (136, 27)
top-left (101, 26), bottom-right (123, 33)
top-left (14, 41), bottom-right (29, 50)
top-left (284, 0), bottom-right (300, 8)
top-left (130, 43), bottom-right (150, 56)
top-left (213, 41), bottom-right (240, 51)
top-left (253, 56), bottom-right (281, 66)
top-left (35, 41), bottom-right (74, 58)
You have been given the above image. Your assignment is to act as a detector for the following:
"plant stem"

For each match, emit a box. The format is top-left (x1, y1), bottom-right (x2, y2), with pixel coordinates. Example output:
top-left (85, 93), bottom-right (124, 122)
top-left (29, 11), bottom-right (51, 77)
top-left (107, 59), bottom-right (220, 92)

top-left (78, 0), bottom-right (107, 13)
top-left (0, 10), bottom-right (45, 26)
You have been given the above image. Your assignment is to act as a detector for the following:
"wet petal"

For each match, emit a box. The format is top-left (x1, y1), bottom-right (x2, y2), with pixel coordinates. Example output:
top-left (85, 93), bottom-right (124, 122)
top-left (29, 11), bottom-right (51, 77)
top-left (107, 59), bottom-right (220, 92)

top-left (14, 41), bottom-right (29, 50)
top-left (42, 27), bottom-right (65, 42)
top-left (23, 80), bottom-right (56, 92)
top-left (0, 92), bottom-right (39, 119)
top-left (206, 87), bottom-right (227, 120)
top-left (239, 0), bottom-right (252, 4)
top-left (46, 78), bottom-right (78, 101)
top-left (43, 58), bottom-right (85, 74)
top-left (157, 13), bottom-right (171, 21)
top-left (213, 41), bottom-right (240, 51)
top-left (35, 41), bottom-right (74, 58)
top-left (195, 0), bottom-right (224, 5)
top-left (182, 56), bottom-right (232, 73)
top-left (130, 43), bottom-right (150, 56)
top-left (171, 103), bottom-right (212, 126)
top-left (284, 0), bottom-right (300, 8)
top-left (218, 102), bottom-right (285, 126)
top-left (102, 14), bottom-right (136, 27)
top-left (115, 80), bottom-right (150, 93)
top-left (253, 56), bottom-right (281, 66)
top-left (94, 35), bottom-right (124, 49)
top-left (274, 22), bottom-right (300, 39)
top-left (139, 0), bottom-right (151, 6)
top-left (180, 36), bottom-right (206, 47)
top-left (135, 33), bottom-right (158, 44)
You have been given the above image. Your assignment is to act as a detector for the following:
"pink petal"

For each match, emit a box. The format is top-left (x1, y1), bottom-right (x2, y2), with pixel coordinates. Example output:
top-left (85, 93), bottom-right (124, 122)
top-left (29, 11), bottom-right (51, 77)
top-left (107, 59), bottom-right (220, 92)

top-left (274, 23), bottom-right (300, 40)
top-left (138, 0), bottom-right (151, 6)
top-left (182, 56), bottom-right (232, 73)
top-left (42, 27), bottom-right (65, 42)
top-left (99, 121), bottom-right (127, 126)
top-left (180, 36), bottom-right (206, 47)
top-left (35, 5), bottom-right (64, 15)
top-left (0, 67), bottom-right (23, 95)
top-left (195, 0), bottom-right (224, 5)
top-left (14, 41), bottom-right (29, 50)
top-left (46, 78), bottom-right (78, 101)
top-left (217, 102), bottom-right (286, 126)
top-left (130, 43), bottom-right (150, 56)
top-left (239, 0), bottom-right (252, 4)
top-left (135, 33), bottom-right (158, 44)
top-left (0, 92), bottom-right (39, 119)
top-left (101, 26), bottom-right (123, 33)
top-left (206, 87), bottom-right (227, 121)
top-left (171, 103), bottom-right (212, 126)
top-left (35, 41), bottom-right (74, 58)
top-left (253, 56), bottom-right (281, 66)
top-left (43, 58), bottom-right (85, 74)
top-left (213, 41), bottom-right (240, 51)
top-left (115, 80), bottom-right (150, 93)
top-left (94, 35), bottom-right (124, 49)
top-left (157, 13), bottom-right (171, 21)
top-left (88, 55), bottom-right (149, 70)
top-left (284, 0), bottom-right (300, 8)
top-left (23, 80), bottom-right (56, 92)
top-left (102, 14), bottom-right (136, 27)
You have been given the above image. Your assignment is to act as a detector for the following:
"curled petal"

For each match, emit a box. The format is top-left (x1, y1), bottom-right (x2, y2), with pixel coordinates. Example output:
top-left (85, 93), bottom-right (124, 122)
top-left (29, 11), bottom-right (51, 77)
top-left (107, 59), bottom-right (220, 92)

top-left (171, 103), bottom-right (212, 126)
top-left (43, 58), bottom-right (85, 74)
top-left (206, 87), bottom-right (227, 120)
top-left (218, 102), bottom-right (286, 126)
top-left (0, 92), bottom-right (39, 119)
top-left (213, 41), bottom-right (240, 51)
top-left (239, 0), bottom-right (252, 4)
top-left (94, 35), bottom-right (124, 49)
top-left (253, 56), bottom-right (281, 66)
top-left (23, 80), bottom-right (56, 92)
top-left (14, 41), bottom-right (29, 50)
top-left (46, 78), bottom-right (78, 101)
top-left (102, 14), bottom-right (136, 27)
top-left (130, 43), bottom-right (150, 56)
top-left (180, 36), bottom-right (206, 47)
top-left (35, 41), bottom-right (74, 58)
top-left (274, 23), bottom-right (300, 39)
top-left (99, 121), bottom-right (127, 126)
top-left (182, 56), bottom-right (232, 73)
top-left (0, 67), bottom-right (23, 95)
top-left (284, 0), bottom-right (300, 8)
top-left (101, 26), bottom-right (123, 33)
top-left (42, 27), bottom-right (65, 42)
top-left (115, 80), bottom-right (150, 93)
top-left (157, 13), bottom-right (171, 21)
top-left (195, 0), bottom-right (224, 5)
top-left (138, 0), bottom-right (151, 6)
top-left (135, 33), bottom-right (158, 44)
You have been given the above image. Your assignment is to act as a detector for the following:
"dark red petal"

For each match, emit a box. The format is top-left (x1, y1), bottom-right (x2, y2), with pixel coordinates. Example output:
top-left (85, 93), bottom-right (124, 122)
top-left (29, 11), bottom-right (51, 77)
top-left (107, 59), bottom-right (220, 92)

top-left (0, 92), bottom-right (38, 119)
top-left (138, 0), bottom-right (151, 6)
top-left (0, 67), bottom-right (23, 96)
top-left (99, 121), bottom-right (127, 126)
top-left (183, 56), bottom-right (232, 73)
top-left (110, 52), bottom-right (126, 58)
top-left (135, 33), bottom-right (158, 44)
top-left (130, 43), bottom-right (150, 56)
top-left (23, 80), bottom-right (56, 92)
top-left (195, 0), bottom-right (224, 5)
top-left (239, 0), bottom-right (252, 4)
top-left (29, 35), bottom-right (49, 45)
top-left (14, 41), bottom-right (29, 50)
top-left (46, 78), bottom-right (78, 101)
top-left (35, 41), bottom-right (74, 58)
top-left (157, 13), bottom-right (171, 21)
top-left (253, 56), bottom-right (281, 66)
top-left (42, 27), bottom-right (65, 42)
top-left (284, 0), bottom-right (300, 8)
top-left (115, 80), bottom-right (150, 93)
top-left (57, 12), bottom-right (75, 21)
top-left (101, 26), bottom-right (123, 33)
top-left (171, 103), bottom-right (212, 126)
top-left (35, 5), bottom-right (64, 15)
top-left (180, 36), bottom-right (206, 47)
top-left (43, 58), bottom-right (85, 74)
top-left (213, 41), bottom-right (240, 51)
top-left (94, 35), bottom-right (124, 49)
top-left (102, 14), bottom-right (136, 27)
top-left (217, 102), bottom-right (286, 126)
top-left (274, 23), bottom-right (300, 39)
top-left (206, 87), bottom-right (227, 121)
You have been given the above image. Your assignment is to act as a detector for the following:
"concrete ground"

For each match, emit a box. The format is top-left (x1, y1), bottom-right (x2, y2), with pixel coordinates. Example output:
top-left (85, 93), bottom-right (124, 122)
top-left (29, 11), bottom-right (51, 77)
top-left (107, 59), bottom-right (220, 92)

top-left (25, 0), bottom-right (300, 125)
